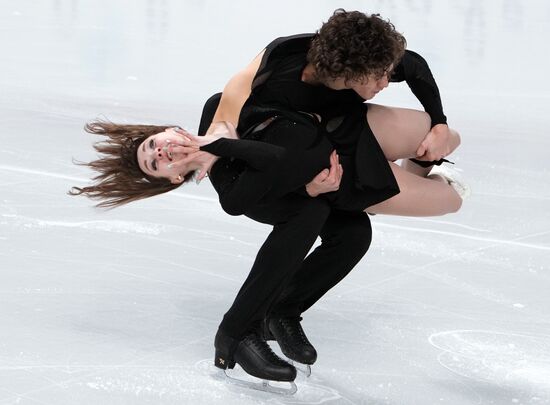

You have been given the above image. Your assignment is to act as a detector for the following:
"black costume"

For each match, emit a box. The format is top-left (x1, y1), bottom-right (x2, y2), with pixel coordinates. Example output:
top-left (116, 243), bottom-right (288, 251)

top-left (198, 95), bottom-right (372, 342)
top-left (241, 34), bottom-right (448, 200)
top-left (203, 113), bottom-right (380, 213)
top-left (199, 34), bottom-right (447, 362)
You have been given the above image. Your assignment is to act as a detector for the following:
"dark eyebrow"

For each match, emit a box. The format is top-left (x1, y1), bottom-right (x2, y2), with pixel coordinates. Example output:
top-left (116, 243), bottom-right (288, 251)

top-left (142, 142), bottom-right (145, 152)
top-left (143, 160), bottom-right (149, 172)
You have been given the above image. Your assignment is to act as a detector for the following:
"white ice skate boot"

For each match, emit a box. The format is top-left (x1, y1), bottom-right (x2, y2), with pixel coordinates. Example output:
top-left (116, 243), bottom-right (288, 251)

top-left (429, 165), bottom-right (471, 200)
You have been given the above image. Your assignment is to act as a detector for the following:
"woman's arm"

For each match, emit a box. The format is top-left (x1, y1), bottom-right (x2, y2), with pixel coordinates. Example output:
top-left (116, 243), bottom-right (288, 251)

top-left (203, 138), bottom-right (287, 216)
top-left (207, 141), bottom-right (341, 215)
top-left (200, 137), bottom-right (286, 172)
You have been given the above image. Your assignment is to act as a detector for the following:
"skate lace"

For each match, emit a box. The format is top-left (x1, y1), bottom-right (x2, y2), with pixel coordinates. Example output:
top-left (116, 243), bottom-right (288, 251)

top-left (243, 333), bottom-right (288, 366)
top-left (279, 318), bottom-right (311, 346)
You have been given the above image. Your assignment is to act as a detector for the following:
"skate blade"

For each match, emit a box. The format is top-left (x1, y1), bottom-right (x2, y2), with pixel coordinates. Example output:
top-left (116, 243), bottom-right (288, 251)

top-left (220, 369), bottom-right (297, 395)
top-left (289, 359), bottom-right (312, 377)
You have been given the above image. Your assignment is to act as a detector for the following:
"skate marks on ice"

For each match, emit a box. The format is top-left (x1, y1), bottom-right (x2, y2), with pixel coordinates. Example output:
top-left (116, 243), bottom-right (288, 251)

top-left (0, 364), bottom-right (228, 404)
top-left (79, 365), bottom-right (213, 401)
top-left (429, 330), bottom-right (550, 399)
top-left (194, 359), bottom-right (359, 404)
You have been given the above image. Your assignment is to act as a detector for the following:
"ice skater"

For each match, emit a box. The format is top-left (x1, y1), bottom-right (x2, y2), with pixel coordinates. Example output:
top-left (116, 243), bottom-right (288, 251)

top-left (70, 9), bottom-right (467, 394)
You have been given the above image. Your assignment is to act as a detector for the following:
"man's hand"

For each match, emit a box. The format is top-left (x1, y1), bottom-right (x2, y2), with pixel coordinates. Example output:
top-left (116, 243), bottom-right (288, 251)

top-left (416, 123), bottom-right (460, 162)
top-left (306, 150), bottom-right (343, 197)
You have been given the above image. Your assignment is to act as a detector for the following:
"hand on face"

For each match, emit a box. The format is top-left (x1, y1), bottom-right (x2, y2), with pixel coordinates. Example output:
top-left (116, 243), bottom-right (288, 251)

top-left (137, 127), bottom-right (203, 183)
top-left (174, 124), bottom-right (236, 150)
top-left (137, 123), bottom-right (239, 184)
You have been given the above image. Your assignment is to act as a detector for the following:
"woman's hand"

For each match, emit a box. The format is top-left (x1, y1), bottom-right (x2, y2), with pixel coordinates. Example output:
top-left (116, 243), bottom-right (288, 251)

top-left (306, 150), bottom-right (343, 197)
top-left (191, 151), bottom-right (219, 183)
top-left (166, 150), bottom-right (218, 184)
top-left (174, 122), bottom-right (238, 151)
top-left (415, 124), bottom-right (461, 162)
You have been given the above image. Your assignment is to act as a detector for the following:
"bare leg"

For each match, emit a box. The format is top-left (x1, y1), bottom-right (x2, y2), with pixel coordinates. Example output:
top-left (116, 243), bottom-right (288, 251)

top-left (401, 158), bottom-right (432, 177)
top-left (366, 103), bottom-right (431, 162)
top-left (366, 161), bottom-right (462, 216)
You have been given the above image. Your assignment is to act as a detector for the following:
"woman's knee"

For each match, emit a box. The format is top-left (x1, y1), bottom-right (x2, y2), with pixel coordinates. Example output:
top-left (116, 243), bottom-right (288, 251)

top-left (367, 104), bottom-right (430, 129)
top-left (447, 192), bottom-right (463, 214)
top-left (366, 104), bottom-right (431, 160)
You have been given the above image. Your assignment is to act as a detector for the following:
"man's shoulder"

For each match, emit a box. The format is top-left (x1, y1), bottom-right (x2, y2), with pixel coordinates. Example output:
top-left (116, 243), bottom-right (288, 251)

top-left (265, 33), bottom-right (314, 55)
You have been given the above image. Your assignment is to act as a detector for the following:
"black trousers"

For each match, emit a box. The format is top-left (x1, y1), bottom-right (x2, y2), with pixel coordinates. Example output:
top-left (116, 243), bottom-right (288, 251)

top-left (199, 94), bottom-right (372, 340)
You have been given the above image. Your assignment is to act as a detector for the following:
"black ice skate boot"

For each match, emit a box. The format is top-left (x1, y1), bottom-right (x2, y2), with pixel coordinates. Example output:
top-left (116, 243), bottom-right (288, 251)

top-left (214, 328), bottom-right (297, 382)
top-left (214, 328), bottom-right (238, 371)
top-left (267, 317), bottom-right (317, 365)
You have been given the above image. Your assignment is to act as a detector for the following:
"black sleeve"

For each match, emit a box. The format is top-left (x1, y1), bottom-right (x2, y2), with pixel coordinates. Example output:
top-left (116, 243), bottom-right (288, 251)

top-left (200, 138), bottom-right (285, 171)
top-left (390, 50), bottom-right (447, 127)
top-left (201, 138), bottom-right (287, 216)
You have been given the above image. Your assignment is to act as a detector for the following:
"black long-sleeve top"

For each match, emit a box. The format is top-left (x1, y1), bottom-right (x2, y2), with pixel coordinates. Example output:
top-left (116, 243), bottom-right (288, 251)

top-left (204, 112), bottom-right (379, 216)
top-left (204, 116), bottom-right (333, 216)
top-left (243, 34), bottom-right (447, 130)
top-left (391, 49), bottom-right (446, 126)
top-left (204, 34), bottom-right (448, 216)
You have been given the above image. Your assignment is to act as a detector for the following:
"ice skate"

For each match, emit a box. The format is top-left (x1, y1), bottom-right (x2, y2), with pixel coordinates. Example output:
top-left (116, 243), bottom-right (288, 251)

top-left (214, 329), bottom-right (297, 395)
top-left (263, 317), bottom-right (317, 377)
top-left (429, 165), bottom-right (471, 200)
top-left (288, 359), bottom-right (312, 377)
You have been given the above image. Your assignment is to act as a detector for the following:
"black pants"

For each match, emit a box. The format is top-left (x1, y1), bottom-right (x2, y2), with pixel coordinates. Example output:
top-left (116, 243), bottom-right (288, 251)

top-left (199, 94), bottom-right (372, 340)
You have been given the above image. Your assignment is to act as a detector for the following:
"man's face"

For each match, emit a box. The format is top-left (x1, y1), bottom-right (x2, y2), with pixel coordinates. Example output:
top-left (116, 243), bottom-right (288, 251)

top-left (324, 65), bottom-right (393, 100)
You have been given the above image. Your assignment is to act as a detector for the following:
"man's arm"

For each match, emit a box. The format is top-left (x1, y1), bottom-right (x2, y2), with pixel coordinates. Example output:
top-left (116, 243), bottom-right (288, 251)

top-left (207, 50), bottom-right (265, 133)
top-left (392, 50), bottom-right (459, 162)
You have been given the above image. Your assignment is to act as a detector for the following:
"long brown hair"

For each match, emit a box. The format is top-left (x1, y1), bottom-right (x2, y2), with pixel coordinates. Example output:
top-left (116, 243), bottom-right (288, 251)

top-left (69, 120), bottom-right (194, 208)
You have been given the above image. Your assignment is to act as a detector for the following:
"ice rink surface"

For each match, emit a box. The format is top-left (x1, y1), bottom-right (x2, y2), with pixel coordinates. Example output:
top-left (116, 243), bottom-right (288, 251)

top-left (1, 1), bottom-right (549, 404)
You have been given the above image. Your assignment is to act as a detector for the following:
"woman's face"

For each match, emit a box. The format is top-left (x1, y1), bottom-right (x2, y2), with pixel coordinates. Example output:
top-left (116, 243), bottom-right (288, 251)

top-left (324, 69), bottom-right (392, 100)
top-left (137, 128), bottom-right (189, 183)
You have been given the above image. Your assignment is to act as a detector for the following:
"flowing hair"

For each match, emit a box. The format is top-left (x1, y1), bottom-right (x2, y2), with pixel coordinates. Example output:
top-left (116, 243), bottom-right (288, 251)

top-left (69, 120), bottom-right (194, 208)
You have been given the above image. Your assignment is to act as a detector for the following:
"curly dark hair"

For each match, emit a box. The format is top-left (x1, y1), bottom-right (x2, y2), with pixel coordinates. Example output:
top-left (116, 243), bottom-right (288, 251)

top-left (307, 9), bottom-right (406, 82)
top-left (69, 120), bottom-right (194, 209)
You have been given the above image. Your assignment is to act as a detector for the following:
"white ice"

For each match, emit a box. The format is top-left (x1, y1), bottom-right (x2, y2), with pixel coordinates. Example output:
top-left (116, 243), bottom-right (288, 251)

top-left (1, 1), bottom-right (549, 404)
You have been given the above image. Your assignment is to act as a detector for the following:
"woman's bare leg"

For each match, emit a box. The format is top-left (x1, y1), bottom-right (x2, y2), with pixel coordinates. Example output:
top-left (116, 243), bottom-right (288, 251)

top-left (366, 103), bottom-right (462, 178)
top-left (366, 103), bottom-right (431, 162)
top-left (401, 158), bottom-right (432, 177)
top-left (366, 161), bottom-right (462, 216)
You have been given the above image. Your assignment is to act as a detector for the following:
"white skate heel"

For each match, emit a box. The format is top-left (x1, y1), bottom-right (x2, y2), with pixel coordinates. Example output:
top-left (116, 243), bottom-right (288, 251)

top-left (429, 165), bottom-right (471, 200)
